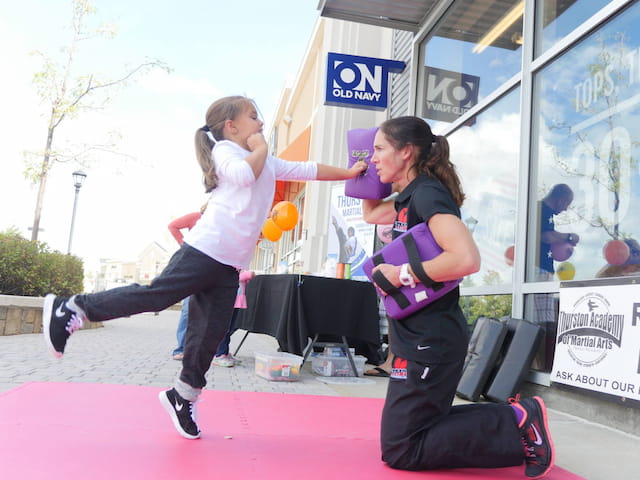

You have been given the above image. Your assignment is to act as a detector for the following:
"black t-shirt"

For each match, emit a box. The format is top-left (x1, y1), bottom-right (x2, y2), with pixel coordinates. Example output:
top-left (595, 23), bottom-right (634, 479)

top-left (390, 174), bottom-right (469, 364)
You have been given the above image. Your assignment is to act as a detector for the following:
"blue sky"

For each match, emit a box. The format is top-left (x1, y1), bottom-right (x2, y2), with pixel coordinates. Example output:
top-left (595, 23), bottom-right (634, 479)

top-left (0, 0), bottom-right (320, 267)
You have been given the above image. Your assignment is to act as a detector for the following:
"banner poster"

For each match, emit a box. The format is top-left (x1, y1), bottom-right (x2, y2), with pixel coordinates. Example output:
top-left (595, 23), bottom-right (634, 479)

top-left (550, 278), bottom-right (640, 401)
top-left (326, 184), bottom-right (374, 281)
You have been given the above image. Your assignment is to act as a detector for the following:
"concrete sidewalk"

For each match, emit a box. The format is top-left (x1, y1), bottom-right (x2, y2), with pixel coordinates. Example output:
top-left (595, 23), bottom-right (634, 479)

top-left (0, 309), bottom-right (636, 479)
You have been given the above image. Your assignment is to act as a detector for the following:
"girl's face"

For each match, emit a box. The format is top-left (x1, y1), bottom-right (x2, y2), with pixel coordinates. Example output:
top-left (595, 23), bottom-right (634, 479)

top-left (229, 104), bottom-right (263, 146)
top-left (371, 130), bottom-right (412, 186)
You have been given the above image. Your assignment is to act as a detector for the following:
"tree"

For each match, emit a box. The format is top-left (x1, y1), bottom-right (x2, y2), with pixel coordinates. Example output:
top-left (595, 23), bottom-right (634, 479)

top-left (25, 0), bottom-right (169, 241)
top-left (459, 271), bottom-right (512, 324)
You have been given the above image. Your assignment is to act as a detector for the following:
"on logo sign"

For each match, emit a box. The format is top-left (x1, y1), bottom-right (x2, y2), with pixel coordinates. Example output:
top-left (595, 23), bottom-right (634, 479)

top-left (325, 52), bottom-right (405, 111)
top-left (332, 62), bottom-right (382, 93)
top-left (423, 66), bottom-right (480, 123)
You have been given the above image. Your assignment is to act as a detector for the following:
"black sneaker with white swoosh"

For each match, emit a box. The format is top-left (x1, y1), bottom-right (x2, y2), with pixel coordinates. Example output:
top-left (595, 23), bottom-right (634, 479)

top-left (159, 388), bottom-right (201, 439)
top-left (42, 294), bottom-right (86, 358)
top-left (514, 396), bottom-right (555, 478)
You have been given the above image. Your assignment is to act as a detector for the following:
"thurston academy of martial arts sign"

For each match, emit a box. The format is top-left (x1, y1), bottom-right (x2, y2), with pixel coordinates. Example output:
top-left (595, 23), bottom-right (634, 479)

top-left (551, 277), bottom-right (640, 402)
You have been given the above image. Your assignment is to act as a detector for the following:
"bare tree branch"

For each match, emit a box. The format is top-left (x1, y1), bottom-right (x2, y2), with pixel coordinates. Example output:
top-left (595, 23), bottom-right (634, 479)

top-left (26, 0), bottom-right (170, 241)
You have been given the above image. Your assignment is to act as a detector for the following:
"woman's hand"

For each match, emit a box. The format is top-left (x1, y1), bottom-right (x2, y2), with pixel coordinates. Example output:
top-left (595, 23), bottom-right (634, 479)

top-left (371, 263), bottom-right (401, 295)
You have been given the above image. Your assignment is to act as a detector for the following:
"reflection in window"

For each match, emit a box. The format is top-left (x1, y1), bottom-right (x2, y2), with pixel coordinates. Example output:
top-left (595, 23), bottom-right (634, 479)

top-left (535, 0), bottom-right (612, 57)
top-left (532, 183), bottom-right (578, 283)
top-left (529, 3), bottom-right (640, 282)
top-left (417, 0), bottom-right (523, 132)
top-left (448, 88), bottom-right (520, 287)
top-left (525, 293), bottom-right (559, 373)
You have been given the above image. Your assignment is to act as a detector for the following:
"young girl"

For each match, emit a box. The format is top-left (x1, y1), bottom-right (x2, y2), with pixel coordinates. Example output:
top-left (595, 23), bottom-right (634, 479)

top-left (42, 95), bottom-right (367, 440)
top-left (363, 116), bottom-right (554, 479)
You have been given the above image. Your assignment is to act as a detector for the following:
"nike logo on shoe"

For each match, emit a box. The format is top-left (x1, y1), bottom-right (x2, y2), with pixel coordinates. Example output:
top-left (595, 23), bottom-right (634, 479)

top-left (55, 304), bottom-right (66, 317)
top-left (531, 424), bottom-right (543, 445)
top-left (175, 401), bottom-right (184, 412)
top-left (417, 345), bottom-right (431, 350)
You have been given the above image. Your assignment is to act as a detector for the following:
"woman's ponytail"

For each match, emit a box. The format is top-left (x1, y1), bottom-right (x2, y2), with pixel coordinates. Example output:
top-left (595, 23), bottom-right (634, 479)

top-left (427, 135), bottom-right (465, 207)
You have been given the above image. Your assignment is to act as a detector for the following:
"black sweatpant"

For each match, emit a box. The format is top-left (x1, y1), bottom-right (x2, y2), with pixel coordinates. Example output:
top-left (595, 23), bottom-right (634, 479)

top-left (381, 355), bottom-right (524, 471)
top-left (75, 244), bottom-right (239, 389)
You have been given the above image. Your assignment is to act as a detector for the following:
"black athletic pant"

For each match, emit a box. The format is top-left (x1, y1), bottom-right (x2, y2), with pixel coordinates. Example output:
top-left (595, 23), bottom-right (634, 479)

top-left (75, 244), bottom-right (238, 389)
top-left (381, 355), bottom-right (524, 471)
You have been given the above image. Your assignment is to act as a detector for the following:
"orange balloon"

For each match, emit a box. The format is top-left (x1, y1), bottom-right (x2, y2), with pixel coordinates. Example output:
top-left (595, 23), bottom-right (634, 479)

top-left (603, 240), bottom-right (630, 266)
top-left (271, 201), bottom-right (298, 231)
top-left (262, 218), bottom-right (282, 241)
top-left (504, 245), bottom-right (515, 266)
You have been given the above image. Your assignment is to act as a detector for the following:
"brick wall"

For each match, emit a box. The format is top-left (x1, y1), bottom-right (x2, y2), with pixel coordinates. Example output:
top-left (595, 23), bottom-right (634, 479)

top-left (0, 295), bottom-right (102, 336)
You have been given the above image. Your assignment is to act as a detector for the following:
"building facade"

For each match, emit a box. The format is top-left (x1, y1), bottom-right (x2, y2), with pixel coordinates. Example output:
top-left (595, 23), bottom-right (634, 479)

top-left (259, 0), bottom-right (639, 434)
top-left (255, 19), bottom-right (393, 275)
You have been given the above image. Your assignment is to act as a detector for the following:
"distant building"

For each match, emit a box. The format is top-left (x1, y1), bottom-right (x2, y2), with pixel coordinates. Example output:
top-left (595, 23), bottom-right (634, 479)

top-left (137, 241), bottom-right (170, 285)
top-left (88, 241), bottom-right (170, 292)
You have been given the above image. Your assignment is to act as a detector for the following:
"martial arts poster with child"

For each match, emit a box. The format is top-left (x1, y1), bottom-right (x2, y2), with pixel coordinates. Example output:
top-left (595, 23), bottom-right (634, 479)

top-left (327, 184), bottom-right (374, 280)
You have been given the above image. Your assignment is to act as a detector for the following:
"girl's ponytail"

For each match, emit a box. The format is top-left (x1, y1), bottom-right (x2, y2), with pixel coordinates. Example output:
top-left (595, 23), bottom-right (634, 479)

top-left (194, 126), bottom-right (218, 192)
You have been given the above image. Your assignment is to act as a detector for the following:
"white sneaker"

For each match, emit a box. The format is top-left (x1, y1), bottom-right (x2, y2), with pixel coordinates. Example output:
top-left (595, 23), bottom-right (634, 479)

top-left (212, 354), bottom-right (235, 367)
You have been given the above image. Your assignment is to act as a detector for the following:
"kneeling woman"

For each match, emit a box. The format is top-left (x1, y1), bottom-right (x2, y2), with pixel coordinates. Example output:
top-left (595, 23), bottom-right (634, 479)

top-left (362, 116), bottom-right (554, 479)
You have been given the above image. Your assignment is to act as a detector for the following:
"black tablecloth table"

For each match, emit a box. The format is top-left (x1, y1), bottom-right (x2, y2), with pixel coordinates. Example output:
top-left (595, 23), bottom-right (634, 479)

top-left (234, 274), bottom-right (380, 360)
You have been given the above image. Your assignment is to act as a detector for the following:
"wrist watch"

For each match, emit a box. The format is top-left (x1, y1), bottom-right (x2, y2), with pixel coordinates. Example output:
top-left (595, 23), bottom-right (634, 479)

top-left (399, 263), bottom-right (416, 288)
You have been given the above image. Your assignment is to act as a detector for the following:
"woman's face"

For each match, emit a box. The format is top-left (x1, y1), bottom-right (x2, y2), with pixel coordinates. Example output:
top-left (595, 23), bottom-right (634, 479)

top-left (371, 130), bottom-right (410, 185)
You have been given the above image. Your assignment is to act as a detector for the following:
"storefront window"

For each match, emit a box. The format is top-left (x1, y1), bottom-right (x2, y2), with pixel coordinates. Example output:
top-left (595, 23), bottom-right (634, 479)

top-left (529, 3), bottom-right (640, 283)
top-left (417, 0), bottom-right (523, 133)
top-left (448, 88), bottom-right (520, 288)
top-left (460, 295), bottom-right (513, 330)
top-left (524, 293), bottom-right (559, 372)
top-left (534, 0), bottom-right (612, 57)
top-left (278, 195), bottom-right (305, 273)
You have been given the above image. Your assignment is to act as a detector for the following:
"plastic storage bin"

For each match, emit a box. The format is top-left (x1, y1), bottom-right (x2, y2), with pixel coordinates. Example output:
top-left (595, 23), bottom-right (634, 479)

top-left (311, 354), bottom-right (366, 377)
top-left (254, 351), bottom-right (303, 382)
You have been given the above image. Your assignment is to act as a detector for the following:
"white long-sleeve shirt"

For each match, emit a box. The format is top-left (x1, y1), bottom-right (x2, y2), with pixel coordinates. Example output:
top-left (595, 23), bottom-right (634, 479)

top-left (184, 140), bottom-right (317, 269)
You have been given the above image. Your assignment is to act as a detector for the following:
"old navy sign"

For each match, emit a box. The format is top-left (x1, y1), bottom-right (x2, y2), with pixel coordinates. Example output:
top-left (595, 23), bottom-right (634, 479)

top-left (325, 53), bottom-right (405, 111)
top-left (423, 66), bottom-right (480, 122)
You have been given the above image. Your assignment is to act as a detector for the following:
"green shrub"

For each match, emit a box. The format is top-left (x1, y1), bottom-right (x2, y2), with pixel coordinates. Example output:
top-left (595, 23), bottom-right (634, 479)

top-left (0, 229), bottom-right (83, 296)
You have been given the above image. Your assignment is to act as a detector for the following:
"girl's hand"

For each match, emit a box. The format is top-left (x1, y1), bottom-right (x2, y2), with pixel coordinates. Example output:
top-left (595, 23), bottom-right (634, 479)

top-left (348, 160), bottom-right (368, 178)
top-left (247, 132), bottom-right (267, 152)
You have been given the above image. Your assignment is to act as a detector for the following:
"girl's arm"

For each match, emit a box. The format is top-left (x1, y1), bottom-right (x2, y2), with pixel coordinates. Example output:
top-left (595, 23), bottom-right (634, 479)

top-left (316, 162), bottom-right (367, 180)
top-left (244, 133), bottom-right (269, 179)
top-left (167, 212), bottom-right (202, 245)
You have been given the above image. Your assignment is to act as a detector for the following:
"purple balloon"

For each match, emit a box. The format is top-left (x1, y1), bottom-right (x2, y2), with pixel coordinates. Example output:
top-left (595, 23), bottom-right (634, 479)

top-left (551, 241), bottom-right (574, 261)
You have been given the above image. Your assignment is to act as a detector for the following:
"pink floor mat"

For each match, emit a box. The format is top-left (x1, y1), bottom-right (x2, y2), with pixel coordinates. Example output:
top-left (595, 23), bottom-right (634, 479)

top-left (0, 382), bottom-right (584, 479)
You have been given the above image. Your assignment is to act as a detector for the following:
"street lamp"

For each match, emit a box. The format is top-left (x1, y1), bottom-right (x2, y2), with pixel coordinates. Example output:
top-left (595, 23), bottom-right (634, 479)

top-left (67, 170), bottom-right (87, 254)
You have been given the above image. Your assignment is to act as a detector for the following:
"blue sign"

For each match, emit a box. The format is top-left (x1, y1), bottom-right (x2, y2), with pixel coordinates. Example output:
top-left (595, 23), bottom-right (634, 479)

top-left (325, 53), bottom-right (405, 111)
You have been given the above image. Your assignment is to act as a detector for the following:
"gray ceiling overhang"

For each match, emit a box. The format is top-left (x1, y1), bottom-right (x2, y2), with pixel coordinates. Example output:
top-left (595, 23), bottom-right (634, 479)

top-left (317, 0), bottom-right (438, 32)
